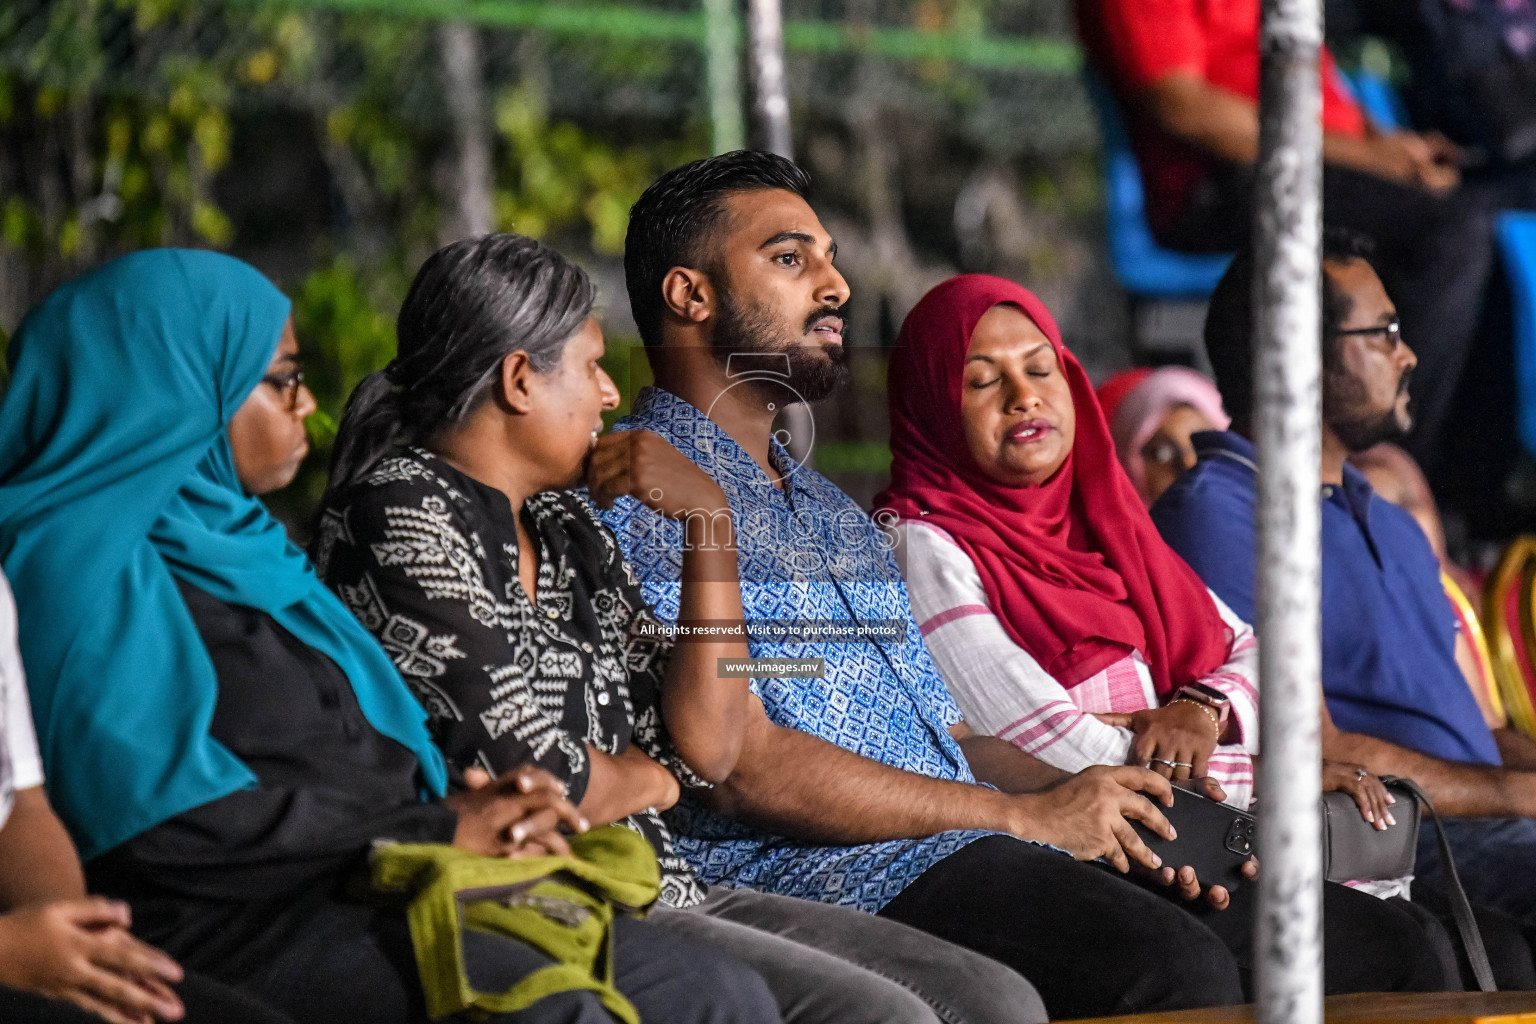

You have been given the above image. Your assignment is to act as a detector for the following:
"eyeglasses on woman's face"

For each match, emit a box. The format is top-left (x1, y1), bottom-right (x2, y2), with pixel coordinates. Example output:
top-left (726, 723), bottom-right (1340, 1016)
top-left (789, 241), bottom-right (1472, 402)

top-left (261, 367), bottom-right (307, 412)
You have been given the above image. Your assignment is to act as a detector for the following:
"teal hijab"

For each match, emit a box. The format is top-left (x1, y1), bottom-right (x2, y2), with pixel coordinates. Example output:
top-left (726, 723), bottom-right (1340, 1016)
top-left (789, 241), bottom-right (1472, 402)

top-left (0, 249), bottom-right (446, 860)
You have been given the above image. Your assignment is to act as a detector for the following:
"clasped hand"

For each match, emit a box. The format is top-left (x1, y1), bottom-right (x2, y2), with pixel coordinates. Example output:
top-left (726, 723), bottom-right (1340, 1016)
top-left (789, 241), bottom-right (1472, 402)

top-left (1095, 701), bottom-right (1222, 782)
top-left (447, 765), bottom-right (590, 858)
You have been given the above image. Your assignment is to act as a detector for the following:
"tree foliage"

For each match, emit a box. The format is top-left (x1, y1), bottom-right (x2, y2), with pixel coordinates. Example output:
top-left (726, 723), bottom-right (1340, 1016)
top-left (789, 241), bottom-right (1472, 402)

top-left (0, 0), bottom-right (708, 524)
top-left (1, 0), bottom-right (1101, 517)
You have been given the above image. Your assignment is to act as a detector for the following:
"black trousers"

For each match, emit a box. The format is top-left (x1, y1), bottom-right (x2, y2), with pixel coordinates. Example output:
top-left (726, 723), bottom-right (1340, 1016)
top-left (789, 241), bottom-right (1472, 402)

top-left (1191, 875), bottom-right (1447, 999)
top-left (1163, 162), bottom-right (1501, 489)
top-left (877, 836), bottom-right (1444, 1021)
top-left (0, 973), bottom-right (297, 1024)
top-left (878, 836), bottom-right (1241, 1019)
top-left (1391, 887), bottom-right (1536, 991)
top-left (195, 899), bottom-right (779, 1024)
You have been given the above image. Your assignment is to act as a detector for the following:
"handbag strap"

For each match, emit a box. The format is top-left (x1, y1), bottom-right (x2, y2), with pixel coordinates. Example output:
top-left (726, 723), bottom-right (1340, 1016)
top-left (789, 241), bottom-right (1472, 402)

top-left (1385, 777), bottom-right (1496, 992)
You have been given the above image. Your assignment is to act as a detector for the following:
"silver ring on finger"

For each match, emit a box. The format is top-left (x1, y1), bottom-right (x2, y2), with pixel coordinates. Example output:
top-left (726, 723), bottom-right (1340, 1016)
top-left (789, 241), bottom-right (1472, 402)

top-left (1169, 761), bottom-right (1193, 769)
top-left (1355, 767), bottom-right (1368, 782)
top-left (1149, 758), bottom-right (1178, 768)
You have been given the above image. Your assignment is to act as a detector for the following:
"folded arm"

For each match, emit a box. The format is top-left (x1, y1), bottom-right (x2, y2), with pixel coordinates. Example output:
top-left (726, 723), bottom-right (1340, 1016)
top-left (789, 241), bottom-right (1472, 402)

top-left (900, 520), bottom-right (1142, 772)
top-left (1141, 71), bottom-right (1457, 190)
top-left (900, 522), bottom-right (1254, 804)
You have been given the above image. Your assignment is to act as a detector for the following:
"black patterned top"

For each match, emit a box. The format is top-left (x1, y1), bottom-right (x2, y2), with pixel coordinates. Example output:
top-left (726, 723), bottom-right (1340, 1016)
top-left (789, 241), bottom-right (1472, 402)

top-left (313, 448), bottom-right (707, 909)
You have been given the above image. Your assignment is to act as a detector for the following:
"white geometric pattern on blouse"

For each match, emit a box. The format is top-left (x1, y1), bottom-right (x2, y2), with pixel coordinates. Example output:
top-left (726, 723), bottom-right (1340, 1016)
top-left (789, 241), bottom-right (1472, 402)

top-left (369, 495), bottom-right (526, 633)
top-left (321, 480), bottom-right (593, 783)
top-left (318, 452), bottom-right (706, 908)
top-left (893, 518), bottom-right (1260, 810)
top-left (600, 387), bottom-right (999, 914)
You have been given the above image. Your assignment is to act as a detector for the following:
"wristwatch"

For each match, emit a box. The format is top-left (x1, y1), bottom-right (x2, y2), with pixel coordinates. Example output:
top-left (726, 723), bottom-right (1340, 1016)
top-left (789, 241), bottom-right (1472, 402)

top-left (1171, 682), bottom-right (1231, 735)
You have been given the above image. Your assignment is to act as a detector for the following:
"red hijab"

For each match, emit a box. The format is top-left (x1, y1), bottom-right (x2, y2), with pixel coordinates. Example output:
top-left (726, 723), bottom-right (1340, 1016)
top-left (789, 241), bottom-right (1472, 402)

top-left (873, 275), bottom-right (1229, 696)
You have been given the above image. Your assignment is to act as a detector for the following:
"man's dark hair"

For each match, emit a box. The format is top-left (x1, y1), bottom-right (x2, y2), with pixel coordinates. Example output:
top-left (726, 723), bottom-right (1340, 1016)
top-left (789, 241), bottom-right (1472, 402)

top-left (624, 150), bottom-right (812, 348)
top-left (1203, 227), bottom-right (1377, 431)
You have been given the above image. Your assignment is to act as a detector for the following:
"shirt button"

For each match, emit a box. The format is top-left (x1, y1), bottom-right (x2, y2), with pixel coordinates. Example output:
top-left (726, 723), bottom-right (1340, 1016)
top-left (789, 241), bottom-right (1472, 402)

top-left (581, 642), bottom-right (594, 653)
top-left (546, 608), bottom-right (559, 619)
top-left (596, 692), bottom-right (611, 706)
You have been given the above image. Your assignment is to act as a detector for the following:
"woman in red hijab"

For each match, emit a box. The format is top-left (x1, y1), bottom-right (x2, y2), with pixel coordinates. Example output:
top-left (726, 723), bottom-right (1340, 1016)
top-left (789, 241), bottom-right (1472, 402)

top-left (878, 275), bottom-right (1404, 835)
top-left (875, 275), bottom-right (1263, 805)
top-left (873, 280), bottom-right (1483, 999)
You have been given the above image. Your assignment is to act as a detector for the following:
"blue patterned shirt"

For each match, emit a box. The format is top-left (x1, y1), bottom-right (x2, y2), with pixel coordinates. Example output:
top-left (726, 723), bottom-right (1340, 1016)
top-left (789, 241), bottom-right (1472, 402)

top-left (597, 386), bottom-right (990, 912)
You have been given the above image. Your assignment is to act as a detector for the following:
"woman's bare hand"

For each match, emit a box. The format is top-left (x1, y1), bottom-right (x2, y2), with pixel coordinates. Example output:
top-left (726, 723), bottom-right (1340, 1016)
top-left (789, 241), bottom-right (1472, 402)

top-left (1096, 702), bottom-right (1220, 781)
top-left (448, 765), bottom-right (589, 858)
top-left (0, 898), bottom-right (185, 1024)
top-left (585, 430), bottom-right (731, 522)
top-left (1322, 760), bottom-right (1396, 831)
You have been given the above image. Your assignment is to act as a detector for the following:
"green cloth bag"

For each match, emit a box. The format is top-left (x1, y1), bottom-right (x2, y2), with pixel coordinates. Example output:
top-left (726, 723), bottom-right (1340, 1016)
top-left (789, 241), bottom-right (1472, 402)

top-left (369, 826), bottom-right (662, 1021)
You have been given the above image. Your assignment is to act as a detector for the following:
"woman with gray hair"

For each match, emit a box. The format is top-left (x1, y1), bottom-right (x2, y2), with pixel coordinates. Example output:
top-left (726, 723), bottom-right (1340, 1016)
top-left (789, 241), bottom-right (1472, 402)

top-left (317, 232), bottom-right (1049, 1024)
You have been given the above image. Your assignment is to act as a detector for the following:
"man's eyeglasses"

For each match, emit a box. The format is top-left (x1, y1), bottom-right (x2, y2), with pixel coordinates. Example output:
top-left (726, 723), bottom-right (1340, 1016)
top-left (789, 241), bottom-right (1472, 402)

top-left (262, 368), bottom-right (307, 411)
top-left (1331, 320), bottom-right (1401, 346)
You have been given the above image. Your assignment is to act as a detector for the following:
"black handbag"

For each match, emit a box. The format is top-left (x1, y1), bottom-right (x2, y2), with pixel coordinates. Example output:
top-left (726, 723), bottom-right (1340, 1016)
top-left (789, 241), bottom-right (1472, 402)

top-left (1321, 776), bottom-right (1495, 992)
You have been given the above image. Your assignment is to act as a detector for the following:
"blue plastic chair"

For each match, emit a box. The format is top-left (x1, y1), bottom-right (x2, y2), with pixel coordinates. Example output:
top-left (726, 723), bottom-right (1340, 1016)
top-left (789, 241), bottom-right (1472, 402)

top-left (1084, 65), bottom-right (1398, 300)
top-left (1341, 67), bottom-right (1406, 132)
top-left (1495, 214), bottom-right (1536, 458)
top-left (1084, 71), bottom-right (1232, 299)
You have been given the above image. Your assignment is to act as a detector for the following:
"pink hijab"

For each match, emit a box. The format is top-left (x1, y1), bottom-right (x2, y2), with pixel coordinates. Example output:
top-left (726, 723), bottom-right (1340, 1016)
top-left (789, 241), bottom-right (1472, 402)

top-left (1103, 367), bottom-right (1230, 505)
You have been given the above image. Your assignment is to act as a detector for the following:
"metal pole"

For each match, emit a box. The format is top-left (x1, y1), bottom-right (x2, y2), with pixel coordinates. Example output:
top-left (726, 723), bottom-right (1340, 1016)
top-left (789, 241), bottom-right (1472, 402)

top-left (437, 21), bottom-right (496, 241)
top-left (1253, 0), bottom-right (1324, 1021)
top-left (743, 0), bottom-right (814, 464)
top-left (746, 0), bottom-right (793, 159)
top-left (703, 0), bottom-right (745, 155)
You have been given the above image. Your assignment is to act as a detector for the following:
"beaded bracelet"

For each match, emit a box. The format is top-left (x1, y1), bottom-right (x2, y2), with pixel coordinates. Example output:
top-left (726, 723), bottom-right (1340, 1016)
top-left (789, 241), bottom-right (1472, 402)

top-left (1169, 697), bottom-right (1222, 738)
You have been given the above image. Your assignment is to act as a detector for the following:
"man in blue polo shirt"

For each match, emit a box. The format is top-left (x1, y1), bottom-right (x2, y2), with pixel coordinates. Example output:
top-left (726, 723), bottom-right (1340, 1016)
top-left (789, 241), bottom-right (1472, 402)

top-left (1153, 229), bottom-right (1536, 942)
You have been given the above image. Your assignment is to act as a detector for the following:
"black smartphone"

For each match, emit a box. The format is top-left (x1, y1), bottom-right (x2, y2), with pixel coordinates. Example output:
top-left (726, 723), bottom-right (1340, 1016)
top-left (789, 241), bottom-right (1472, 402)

top-left (1129, 782), bottom-right (1255, 893)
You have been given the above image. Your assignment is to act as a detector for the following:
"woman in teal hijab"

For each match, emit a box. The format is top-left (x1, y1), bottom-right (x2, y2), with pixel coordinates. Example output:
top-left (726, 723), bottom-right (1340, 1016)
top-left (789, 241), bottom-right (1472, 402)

top-left (0, 249), bottom-right (447, 859)
top-left (0, 249), bottom-right (780, 1024)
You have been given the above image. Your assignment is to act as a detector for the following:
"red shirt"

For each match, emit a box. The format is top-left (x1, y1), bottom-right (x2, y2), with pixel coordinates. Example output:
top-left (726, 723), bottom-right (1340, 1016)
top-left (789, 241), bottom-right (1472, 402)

top-left (1076, 0), bottom-right (1368, 237)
